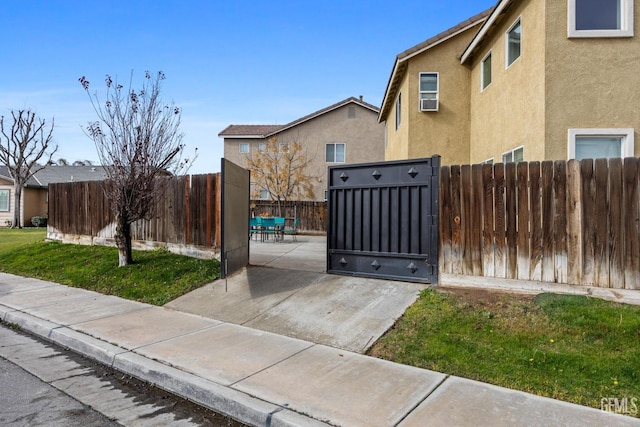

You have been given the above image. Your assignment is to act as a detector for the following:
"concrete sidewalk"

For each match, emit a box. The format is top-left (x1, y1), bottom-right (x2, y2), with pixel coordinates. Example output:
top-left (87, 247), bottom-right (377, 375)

top-left (1, 273), bottom-right (637, 427)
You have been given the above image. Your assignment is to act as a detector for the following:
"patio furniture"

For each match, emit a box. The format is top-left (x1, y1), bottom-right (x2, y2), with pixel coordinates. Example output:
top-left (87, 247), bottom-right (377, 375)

top-left (283, 217), bottom-right (299, 241)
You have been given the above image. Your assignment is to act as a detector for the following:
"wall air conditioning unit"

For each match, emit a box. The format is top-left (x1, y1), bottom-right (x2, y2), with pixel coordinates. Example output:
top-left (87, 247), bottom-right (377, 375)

top-left (420, 98), bottom-right (439, 112)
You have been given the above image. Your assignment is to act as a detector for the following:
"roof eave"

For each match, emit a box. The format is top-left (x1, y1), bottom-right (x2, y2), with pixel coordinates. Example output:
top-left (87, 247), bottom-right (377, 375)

top-left (461, 0), bottom-right (509, 64)
top-left (379, 17), bottom-right (490, 122)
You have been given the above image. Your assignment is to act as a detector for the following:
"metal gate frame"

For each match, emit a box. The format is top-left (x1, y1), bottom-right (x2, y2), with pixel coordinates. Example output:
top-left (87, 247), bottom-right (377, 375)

top-left (327, 156), bottom-right (440, 284)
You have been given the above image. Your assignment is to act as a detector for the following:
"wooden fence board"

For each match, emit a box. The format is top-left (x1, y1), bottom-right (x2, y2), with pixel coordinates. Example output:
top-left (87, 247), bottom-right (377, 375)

top-left (541, 161), bottom-right (555, 282)
top-left (505, 163), bottom-right (517, 279)
top-left (608, 158), bottom-right (624, 289)
top-left (471, 164), bottom-right (483, 275)
top-left (482, 164), bottom-right (495, 277)
top-left (450, 165), bottom-right (463, 274)
top-left (439, 167), bottom-right (452, 274)
top-left (529, 162), bottom-right (543, 281)
top-left (624, 158), bottom-right (640, 289)
top-left (461, 165), bottom-right (473, 275)
top-left (553, 161), bottom-right (567, 284)
top-left (581, 159), bottom-right (596, 286)
top-left (566, 160), bottom-right (582, 284)
top-left (516, 162), bottom-right (530, 280)
top-left (493, 164), bottom-right (506, 278)
top-left (594, 159), bottom-right (610, 287)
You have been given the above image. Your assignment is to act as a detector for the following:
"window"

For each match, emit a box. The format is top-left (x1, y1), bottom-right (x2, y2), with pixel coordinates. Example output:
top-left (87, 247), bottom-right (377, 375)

top-left (0, 189), bottom-right (9, 212)
top-left (506, 19), bottom-right (521, 67)
top-left (419, 73), bottom-right (439, 111)
top-left (483, 159), bottom-right (494, 165)
top-left (326, 143), bottom-right (345, 163)
top-left (239, 143), bottom-right (249, 153)
top-left (259, 143), bottom-right (266, 152)
top-left (481, 52), bottom-right (492, 90)
top-left (568, 128), bottom-right (634, 159)
top-left (259, 189), bottom-right (269, 200)
top-left (502, 146), bottom-right (524, 163)
top-left (279, 142), bottom-right (289, 152)
top-left (568, 0), bottom-right (633, 37)
top-left (395, 92), bottom-right (401, 130)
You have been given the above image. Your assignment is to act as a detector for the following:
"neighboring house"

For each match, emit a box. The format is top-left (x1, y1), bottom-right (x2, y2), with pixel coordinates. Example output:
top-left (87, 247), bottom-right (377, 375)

top-left (219, 97), bottom-right (385, 201)
top-left (0, 165), bottom-right (107, 227)
top-left (380, 0), bottom-right (640, 165)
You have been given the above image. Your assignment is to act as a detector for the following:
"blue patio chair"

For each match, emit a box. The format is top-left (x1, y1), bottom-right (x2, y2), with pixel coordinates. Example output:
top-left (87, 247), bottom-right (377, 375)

top-left (249, 217), bottom-right (261, 240)
top-left (260, 217), bottom-right (276, 241)
top-left (283, 217), bottom-right (300, 241)
top-left (274, 217), bottom-right (286, 242)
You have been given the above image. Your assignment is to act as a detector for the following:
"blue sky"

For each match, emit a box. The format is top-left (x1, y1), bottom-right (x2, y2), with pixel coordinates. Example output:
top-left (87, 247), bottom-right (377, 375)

top-left (0, 0), bottom-right (495, 174)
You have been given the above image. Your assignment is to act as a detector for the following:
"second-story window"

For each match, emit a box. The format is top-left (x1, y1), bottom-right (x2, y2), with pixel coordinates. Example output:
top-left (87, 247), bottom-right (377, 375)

top-left (569, 0), bottom-right (633, 37)
top-left (419, 73), bottom-right (439, 111)
top-left (326, 143), bottom-right (345, 163)
top-left (481, 52), bottom-right (492, 90)
top-left (239, 143), bottom-right (249, 153)
top-left (506, 18), bottom-right (521, 67)
top-left (395, 92), bottom-right (402, 130)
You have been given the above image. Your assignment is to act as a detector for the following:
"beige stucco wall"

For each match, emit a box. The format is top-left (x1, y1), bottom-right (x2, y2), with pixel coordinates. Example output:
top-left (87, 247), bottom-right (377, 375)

top-left (385, 24), bottom-right (480, 165)
top-left (544, 0), bottom-right (640, 160)
top-left (384, 72), bottom-right (410, 161)
top-left (222, 103), bottom-right (385, 201)
top-left (469, 0), bottom-right (546, 164)
top-left (23, 187), bottom-right (47, 226)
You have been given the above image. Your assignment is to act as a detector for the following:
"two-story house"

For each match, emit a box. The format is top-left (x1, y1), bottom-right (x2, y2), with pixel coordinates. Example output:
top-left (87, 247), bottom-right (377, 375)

top-left (380, 0), bottom-right (640, 164)
top-left (219, 97), bottom-right (385, 201)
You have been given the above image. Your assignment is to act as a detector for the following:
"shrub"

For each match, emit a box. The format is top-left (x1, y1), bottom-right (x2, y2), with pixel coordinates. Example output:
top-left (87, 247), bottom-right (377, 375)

top-left (31, 216), bottom-right (48, 227)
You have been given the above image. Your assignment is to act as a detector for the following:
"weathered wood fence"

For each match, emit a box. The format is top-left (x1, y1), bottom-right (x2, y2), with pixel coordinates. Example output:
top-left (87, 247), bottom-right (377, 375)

top-left (250, 200), bottom-right (327, 232)
top-left (48, 174), bottom-right (222, 250)
top-left (440, 158), bottom-right (640, 290)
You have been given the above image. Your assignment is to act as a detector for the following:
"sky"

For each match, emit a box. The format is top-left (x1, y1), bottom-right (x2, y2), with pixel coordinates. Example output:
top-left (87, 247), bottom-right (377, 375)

top-left (0, 0), bottom-right (496, 174)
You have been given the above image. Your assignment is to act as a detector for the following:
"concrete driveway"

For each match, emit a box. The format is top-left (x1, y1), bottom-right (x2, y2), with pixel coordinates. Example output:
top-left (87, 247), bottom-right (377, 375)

top-left (166, 236), bottom-right (427, 353)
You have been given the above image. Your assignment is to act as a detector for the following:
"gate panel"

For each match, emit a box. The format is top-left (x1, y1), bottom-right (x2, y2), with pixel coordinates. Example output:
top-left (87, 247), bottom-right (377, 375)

top-left (220, 158), bottom-right (250, 279)
top-left (327, 156), bottom-right (440, 283)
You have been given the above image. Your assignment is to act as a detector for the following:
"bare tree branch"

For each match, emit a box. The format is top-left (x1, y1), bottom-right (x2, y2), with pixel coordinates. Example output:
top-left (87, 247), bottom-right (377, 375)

top-left (0, 109), bottom-right (57, 228)
top-left (79, 70), bottom-right (196, 266)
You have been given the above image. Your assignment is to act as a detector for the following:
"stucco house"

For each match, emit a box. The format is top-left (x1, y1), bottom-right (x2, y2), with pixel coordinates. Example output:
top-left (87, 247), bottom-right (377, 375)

top-left (219, 96), bottom-right (385, 201)
top-left (0, 165), bottom-right (107, 227)
top-left (380, 0), bottom-right (640, 165)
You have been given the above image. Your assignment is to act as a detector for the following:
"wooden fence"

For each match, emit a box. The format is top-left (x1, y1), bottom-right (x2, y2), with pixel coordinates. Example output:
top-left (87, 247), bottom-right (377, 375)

top-left (48, 174), bottom-right (222, 249)
top-left (250, 200), bottom-right (327, 232)
top-left (440, 158), bottom-right (640, 290)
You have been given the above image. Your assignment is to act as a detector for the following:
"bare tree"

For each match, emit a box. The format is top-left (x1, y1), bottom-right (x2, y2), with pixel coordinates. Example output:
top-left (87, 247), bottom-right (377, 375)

top-left (79, 71), bottom-right (194, 266)
top-left (245, 136), bottom-right (316, 216)
top-left (0, 110), bottom-right (57, 228)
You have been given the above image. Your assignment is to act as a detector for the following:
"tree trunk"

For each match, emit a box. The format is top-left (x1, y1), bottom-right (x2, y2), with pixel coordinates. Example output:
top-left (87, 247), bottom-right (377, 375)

top-left (12, 185), bottom-right (22, 228)
top-left (115, 213), bottom-right (133, 266)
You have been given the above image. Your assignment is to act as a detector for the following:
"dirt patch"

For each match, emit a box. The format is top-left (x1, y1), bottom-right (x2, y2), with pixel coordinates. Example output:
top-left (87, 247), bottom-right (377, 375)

top-left (438, 286), bottom-right (537, 311)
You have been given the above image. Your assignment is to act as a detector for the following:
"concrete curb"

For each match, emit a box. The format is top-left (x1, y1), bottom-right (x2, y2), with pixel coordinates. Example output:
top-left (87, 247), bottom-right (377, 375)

top-left (0, 305), bottom-right (330, 427)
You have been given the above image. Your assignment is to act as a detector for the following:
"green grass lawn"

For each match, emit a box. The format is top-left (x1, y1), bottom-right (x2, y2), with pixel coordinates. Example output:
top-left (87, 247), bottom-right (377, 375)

top-left (368, 288), bottom-right (640, 415)
top-left (0, 228), bottom-right (219, 305)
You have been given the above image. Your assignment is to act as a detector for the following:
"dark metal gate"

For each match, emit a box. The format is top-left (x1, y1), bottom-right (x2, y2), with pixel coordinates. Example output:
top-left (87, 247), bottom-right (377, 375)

top-left (327, 156), bottom-right (440, 283)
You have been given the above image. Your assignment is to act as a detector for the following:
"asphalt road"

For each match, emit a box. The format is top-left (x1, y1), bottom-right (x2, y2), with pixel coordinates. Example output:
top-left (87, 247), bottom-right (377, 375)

top-left (0, 323), bottom-right (246, 427)
top-left (0, 356), bottom-right (118, 426)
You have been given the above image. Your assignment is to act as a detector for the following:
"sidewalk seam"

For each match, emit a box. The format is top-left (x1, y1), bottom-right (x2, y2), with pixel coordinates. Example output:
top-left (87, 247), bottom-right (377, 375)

top-left (393, 374), bottom-right (450, 427)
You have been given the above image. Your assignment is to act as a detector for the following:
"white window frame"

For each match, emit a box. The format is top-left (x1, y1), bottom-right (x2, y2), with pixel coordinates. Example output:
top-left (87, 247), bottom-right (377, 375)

top-left (0, 189), bottom-right (9, 212)
top-left (481, 51), bottom-right (492, 91)
top-left (502, 146), bottom-right (524, 163)
top-left (567, 128), bottom-right (634, 159)
top-left (482, 158), bottom-right (495, 165)
top-left (568, 0), bottom-right (634, 38)
top-left (506, 18), bottom-right (522, 68)
top-left (395, 92), bottom-right (402, 131)
top-left (258, 189), bottom-right (269, 200)
top-left (326, 143), bottom-right (346, 163)
top-left (258, 143), bottom-right (266, 152)
top-left (239, 143), bottom-right (249, 154)
top-left (419, 72), bottom-right (439, 111)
